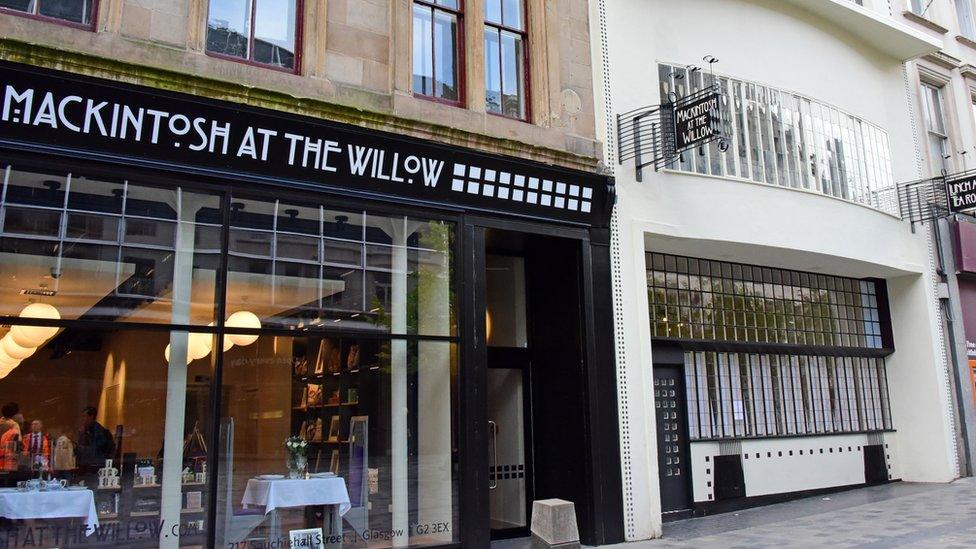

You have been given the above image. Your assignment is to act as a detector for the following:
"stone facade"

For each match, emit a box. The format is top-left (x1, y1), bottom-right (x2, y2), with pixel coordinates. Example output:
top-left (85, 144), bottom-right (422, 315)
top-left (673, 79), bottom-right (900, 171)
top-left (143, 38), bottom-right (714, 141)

top-left (0, 0), bottom-right (600, 171)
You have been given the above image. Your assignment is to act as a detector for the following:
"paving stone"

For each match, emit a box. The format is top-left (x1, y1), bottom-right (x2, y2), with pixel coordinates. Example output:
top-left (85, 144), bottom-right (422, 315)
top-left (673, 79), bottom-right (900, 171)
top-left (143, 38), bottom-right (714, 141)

top-left (521, 478), bottom-right (976, 549)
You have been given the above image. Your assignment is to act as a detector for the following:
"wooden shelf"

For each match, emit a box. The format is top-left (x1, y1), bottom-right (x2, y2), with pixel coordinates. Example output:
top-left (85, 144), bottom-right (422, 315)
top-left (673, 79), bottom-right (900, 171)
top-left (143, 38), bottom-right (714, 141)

top-left (132, 484), bottom-right (161, 489)
top-left (130, 511), bottom-right (160, 517)
top-left (181, 508), bottom-right (205, 514)
top-left (95, 486), bottom-right (122, 491)
top-left (182, 482), bottom-right (206, 487)
top-left (97, 513), bottom-right (118, 519)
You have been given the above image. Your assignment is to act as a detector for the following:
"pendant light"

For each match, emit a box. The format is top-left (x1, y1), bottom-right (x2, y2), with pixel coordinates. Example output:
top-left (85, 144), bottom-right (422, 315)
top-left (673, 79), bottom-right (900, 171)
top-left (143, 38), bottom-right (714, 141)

top-left (9, 303), bottom-right (60, 348)
top-left (1, 335), bottom-right (35, 361)
top-left (226, 311), bottom-right (261, 346)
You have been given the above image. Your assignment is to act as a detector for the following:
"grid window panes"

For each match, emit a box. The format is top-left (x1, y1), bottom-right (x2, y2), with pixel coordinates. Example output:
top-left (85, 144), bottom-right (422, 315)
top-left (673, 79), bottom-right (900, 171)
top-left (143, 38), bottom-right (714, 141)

top-left (922, 83), bottom-right (950, 176)
top-left (658, 64), bottom-right (898, 214)
top-left (484, 0), bottom-right (528, 119)
top-left (0, 0), bottom-right (95, 26)
top-left (413, 0), bottom-right (462, 104)
top-left (646, 253), bottom-right (885, 349)
top-left (206, 0), bottom-right (300, 71)
top-left (0, 166), bottom-right (221, 325)
top-left (227, 196), bottom-right (456, 336)
top-left (684, 352), bottom-right (892, 440)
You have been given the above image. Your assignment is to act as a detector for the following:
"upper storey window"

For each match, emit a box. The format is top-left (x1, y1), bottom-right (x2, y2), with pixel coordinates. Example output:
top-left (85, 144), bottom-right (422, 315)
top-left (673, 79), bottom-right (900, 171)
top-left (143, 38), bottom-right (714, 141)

top-left (921, 83), bottom-right (950, 177)
top-left (412, 0), bottom-right (463, 105)
top-left (206, 0), bottom-right (301, 73)
top-left (0, 0), bottom-right (96, 28)
top-left (484, 0), bottom-right (528, 120)
top-left (658, 63), bottom-right (897, 215)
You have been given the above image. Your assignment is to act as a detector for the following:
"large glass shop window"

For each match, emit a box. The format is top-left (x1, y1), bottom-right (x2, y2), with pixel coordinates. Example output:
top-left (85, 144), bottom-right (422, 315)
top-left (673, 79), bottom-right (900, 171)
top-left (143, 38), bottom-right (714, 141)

top-left (217, 196), bottom-right (459, 547)
top-left (0, 327), bottom-right (214, 547)
top-left (0, 164), bottom-right (460, 547)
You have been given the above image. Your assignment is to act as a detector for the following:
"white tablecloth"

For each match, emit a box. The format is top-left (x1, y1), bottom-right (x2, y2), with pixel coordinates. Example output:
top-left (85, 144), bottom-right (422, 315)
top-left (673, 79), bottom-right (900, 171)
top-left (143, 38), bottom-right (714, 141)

top-left (243, 477), bottom-right (351, 517)
top-left (0, 489), bottom-right (99, 536)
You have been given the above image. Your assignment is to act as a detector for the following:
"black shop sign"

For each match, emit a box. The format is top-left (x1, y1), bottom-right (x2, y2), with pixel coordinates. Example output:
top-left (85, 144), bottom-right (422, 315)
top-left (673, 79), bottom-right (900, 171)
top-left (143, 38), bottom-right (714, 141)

top-left (946, 176), bottom-right (976, 214)
top-left (0, 62), bottom-right (609, 226)
top-left (672, 92), bottom-right (721, 152)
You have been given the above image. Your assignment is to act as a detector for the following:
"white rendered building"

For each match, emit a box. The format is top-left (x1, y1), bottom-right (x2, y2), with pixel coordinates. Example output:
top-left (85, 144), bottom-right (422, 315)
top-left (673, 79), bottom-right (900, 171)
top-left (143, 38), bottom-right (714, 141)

top-left (592, 0), bottom-right (960, 541)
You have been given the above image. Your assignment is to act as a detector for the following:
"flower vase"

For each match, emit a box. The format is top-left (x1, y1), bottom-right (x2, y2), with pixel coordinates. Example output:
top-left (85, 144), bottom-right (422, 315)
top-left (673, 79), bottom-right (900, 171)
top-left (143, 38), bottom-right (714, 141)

top-left (287, 454), bottom-right (308, 479)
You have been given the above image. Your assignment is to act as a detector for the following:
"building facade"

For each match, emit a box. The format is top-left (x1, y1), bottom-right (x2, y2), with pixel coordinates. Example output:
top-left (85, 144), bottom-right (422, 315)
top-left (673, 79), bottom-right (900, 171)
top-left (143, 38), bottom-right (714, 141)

top-left (0, 1), bottom-right (625, 547)
top-left (896, 0), bottom-right (976, 481)
top-left (593, 0), bottom-right (961, 541)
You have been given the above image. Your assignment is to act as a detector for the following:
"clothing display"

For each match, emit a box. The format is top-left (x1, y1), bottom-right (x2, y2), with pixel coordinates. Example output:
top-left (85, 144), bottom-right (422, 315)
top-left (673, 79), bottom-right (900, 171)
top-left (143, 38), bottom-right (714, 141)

top-left (0, 426), bottom-right (21, 472)
top-left (24, 431), bottom-right (51, 469)
top-left (53, 435), bottom-right (76, 471)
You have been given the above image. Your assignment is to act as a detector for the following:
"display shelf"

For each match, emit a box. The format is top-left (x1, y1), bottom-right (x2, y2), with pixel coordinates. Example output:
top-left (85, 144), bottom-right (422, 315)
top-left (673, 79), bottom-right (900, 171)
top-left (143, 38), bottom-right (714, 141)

top-left (181, 508), bottom-right (205, 514)
top-left (181, 482), bottom-right (206, 487)
top-left (130, 511), bottom-right (161, 517)
top-left (97, 513), bottom-right (119, 519)
top-left (132, 484), bottom-right (161, 489)
top-left (95, 486), bottom-right (122, 491)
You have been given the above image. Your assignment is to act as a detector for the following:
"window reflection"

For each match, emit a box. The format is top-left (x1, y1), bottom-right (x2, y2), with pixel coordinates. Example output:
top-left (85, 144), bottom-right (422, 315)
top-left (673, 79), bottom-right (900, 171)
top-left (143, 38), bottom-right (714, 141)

top-left (227, 196), bottom-right (456, 336)
top-left (206, 0), bottom-right (298, 70)
top-left (0, 0), bottom-right (95, 25)
top-left (412, 1), bottom-right (461, 103)
top-left (0, 167), bottom-right (221, 325)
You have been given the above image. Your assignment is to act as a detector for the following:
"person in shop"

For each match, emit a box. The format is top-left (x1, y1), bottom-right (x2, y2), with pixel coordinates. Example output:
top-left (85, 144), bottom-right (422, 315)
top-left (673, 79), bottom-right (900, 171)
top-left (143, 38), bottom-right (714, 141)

top-left (24, 419), bottom-right (51, 471)
top-left (75, 406), bottom-right (114, 474)
top-left (0, 402), bottom-right (23, 473)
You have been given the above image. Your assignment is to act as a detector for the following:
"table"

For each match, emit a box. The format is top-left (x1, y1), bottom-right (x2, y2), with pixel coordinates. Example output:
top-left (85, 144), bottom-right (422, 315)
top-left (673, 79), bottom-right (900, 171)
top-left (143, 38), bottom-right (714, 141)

top-left (243, 477), bottom-right (350, 548)
top-left (0, 488), bottom-right (99, 536)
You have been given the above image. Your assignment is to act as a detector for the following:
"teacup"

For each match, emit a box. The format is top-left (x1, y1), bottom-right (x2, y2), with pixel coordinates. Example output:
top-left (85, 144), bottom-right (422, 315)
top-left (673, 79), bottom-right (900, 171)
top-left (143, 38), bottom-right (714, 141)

top-left (25, 479), bottom-right (41, 491)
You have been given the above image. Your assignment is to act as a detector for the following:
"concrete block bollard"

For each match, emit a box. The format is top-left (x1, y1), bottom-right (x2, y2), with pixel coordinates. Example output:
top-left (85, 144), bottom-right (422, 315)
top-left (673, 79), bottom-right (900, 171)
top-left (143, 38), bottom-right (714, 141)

top-left (530, 499), bottom-right (580, 548)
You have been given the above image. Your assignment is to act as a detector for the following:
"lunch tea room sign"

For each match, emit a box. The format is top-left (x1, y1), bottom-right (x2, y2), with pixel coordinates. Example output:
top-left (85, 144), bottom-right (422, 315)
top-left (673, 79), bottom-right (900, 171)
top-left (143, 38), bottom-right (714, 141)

top-left (946, 175), bottom-right (976, 214)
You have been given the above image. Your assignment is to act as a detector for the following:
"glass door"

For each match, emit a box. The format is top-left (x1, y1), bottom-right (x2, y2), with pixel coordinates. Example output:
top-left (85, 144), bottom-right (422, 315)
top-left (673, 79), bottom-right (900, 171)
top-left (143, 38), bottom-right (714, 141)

top-left (487, 367), bottom-right (528, 533)
top-left (485, 253), bottom-right (532, 538)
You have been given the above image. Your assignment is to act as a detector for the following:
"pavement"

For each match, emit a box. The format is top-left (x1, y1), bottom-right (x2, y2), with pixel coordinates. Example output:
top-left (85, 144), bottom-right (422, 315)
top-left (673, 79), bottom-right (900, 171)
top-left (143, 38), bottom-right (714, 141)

top-left (494, 477), bottom-right (976, 548)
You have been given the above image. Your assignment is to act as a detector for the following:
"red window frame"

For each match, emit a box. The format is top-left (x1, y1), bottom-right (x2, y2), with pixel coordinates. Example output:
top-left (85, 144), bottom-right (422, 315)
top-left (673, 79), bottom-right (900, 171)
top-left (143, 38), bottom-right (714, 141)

top-left (483, 0), bottom-right (530, 122)
top-left (412, 0), bottom-right (466, 108)
top-left (205, 0), bottom-right (304, 75)
top-left (0, 0), bottom-right (100, 32)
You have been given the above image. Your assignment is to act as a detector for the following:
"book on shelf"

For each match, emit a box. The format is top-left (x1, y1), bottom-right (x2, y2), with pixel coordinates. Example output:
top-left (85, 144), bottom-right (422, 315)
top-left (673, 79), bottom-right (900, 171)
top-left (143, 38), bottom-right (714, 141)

top-left (307, 383), bottom-right (323, 406)
top-left (346, 343), bottom-right (361, 371)
top-left (185, 491), bottom-right (203, 511)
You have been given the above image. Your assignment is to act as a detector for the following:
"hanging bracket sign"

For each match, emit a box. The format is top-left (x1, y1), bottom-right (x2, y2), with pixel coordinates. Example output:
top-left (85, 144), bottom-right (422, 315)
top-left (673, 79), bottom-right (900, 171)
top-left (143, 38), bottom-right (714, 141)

top-left (946, 175), bottom-right (976, 214)
top-left (672, 91), bottom-right (722, 153)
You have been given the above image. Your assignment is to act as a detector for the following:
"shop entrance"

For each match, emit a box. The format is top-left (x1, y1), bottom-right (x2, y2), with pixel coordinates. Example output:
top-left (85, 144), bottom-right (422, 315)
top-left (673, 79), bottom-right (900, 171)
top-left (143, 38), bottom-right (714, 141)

top-left (471, 225), bottom-right (593, 542)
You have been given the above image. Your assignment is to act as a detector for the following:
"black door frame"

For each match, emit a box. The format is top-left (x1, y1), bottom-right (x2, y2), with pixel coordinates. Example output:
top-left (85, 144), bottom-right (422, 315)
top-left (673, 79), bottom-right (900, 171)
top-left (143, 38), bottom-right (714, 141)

top-left (458, 215), bottom-right (623, 547)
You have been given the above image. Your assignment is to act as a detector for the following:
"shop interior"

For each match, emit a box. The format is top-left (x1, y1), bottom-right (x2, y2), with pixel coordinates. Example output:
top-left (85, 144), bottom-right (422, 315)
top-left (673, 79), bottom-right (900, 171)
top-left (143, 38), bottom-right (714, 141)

top-left (0, 164), bottom-right (458, 548)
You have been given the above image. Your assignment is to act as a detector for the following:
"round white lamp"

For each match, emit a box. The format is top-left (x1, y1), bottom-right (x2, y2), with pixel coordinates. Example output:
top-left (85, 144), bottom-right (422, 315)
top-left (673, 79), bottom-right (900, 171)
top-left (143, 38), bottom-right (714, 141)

top-left (207, 323), bottom-right (234, 352)
top-left (10, 303), bottom-right (60, 347)
top-left (1, 335), bottom-right (35, 361)
top-left (187, 332), bottom-right (212, 361)
top-left (0, 350), bottom-right (20, 369)
top-left (226, 311), bottom-right (261, 346)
